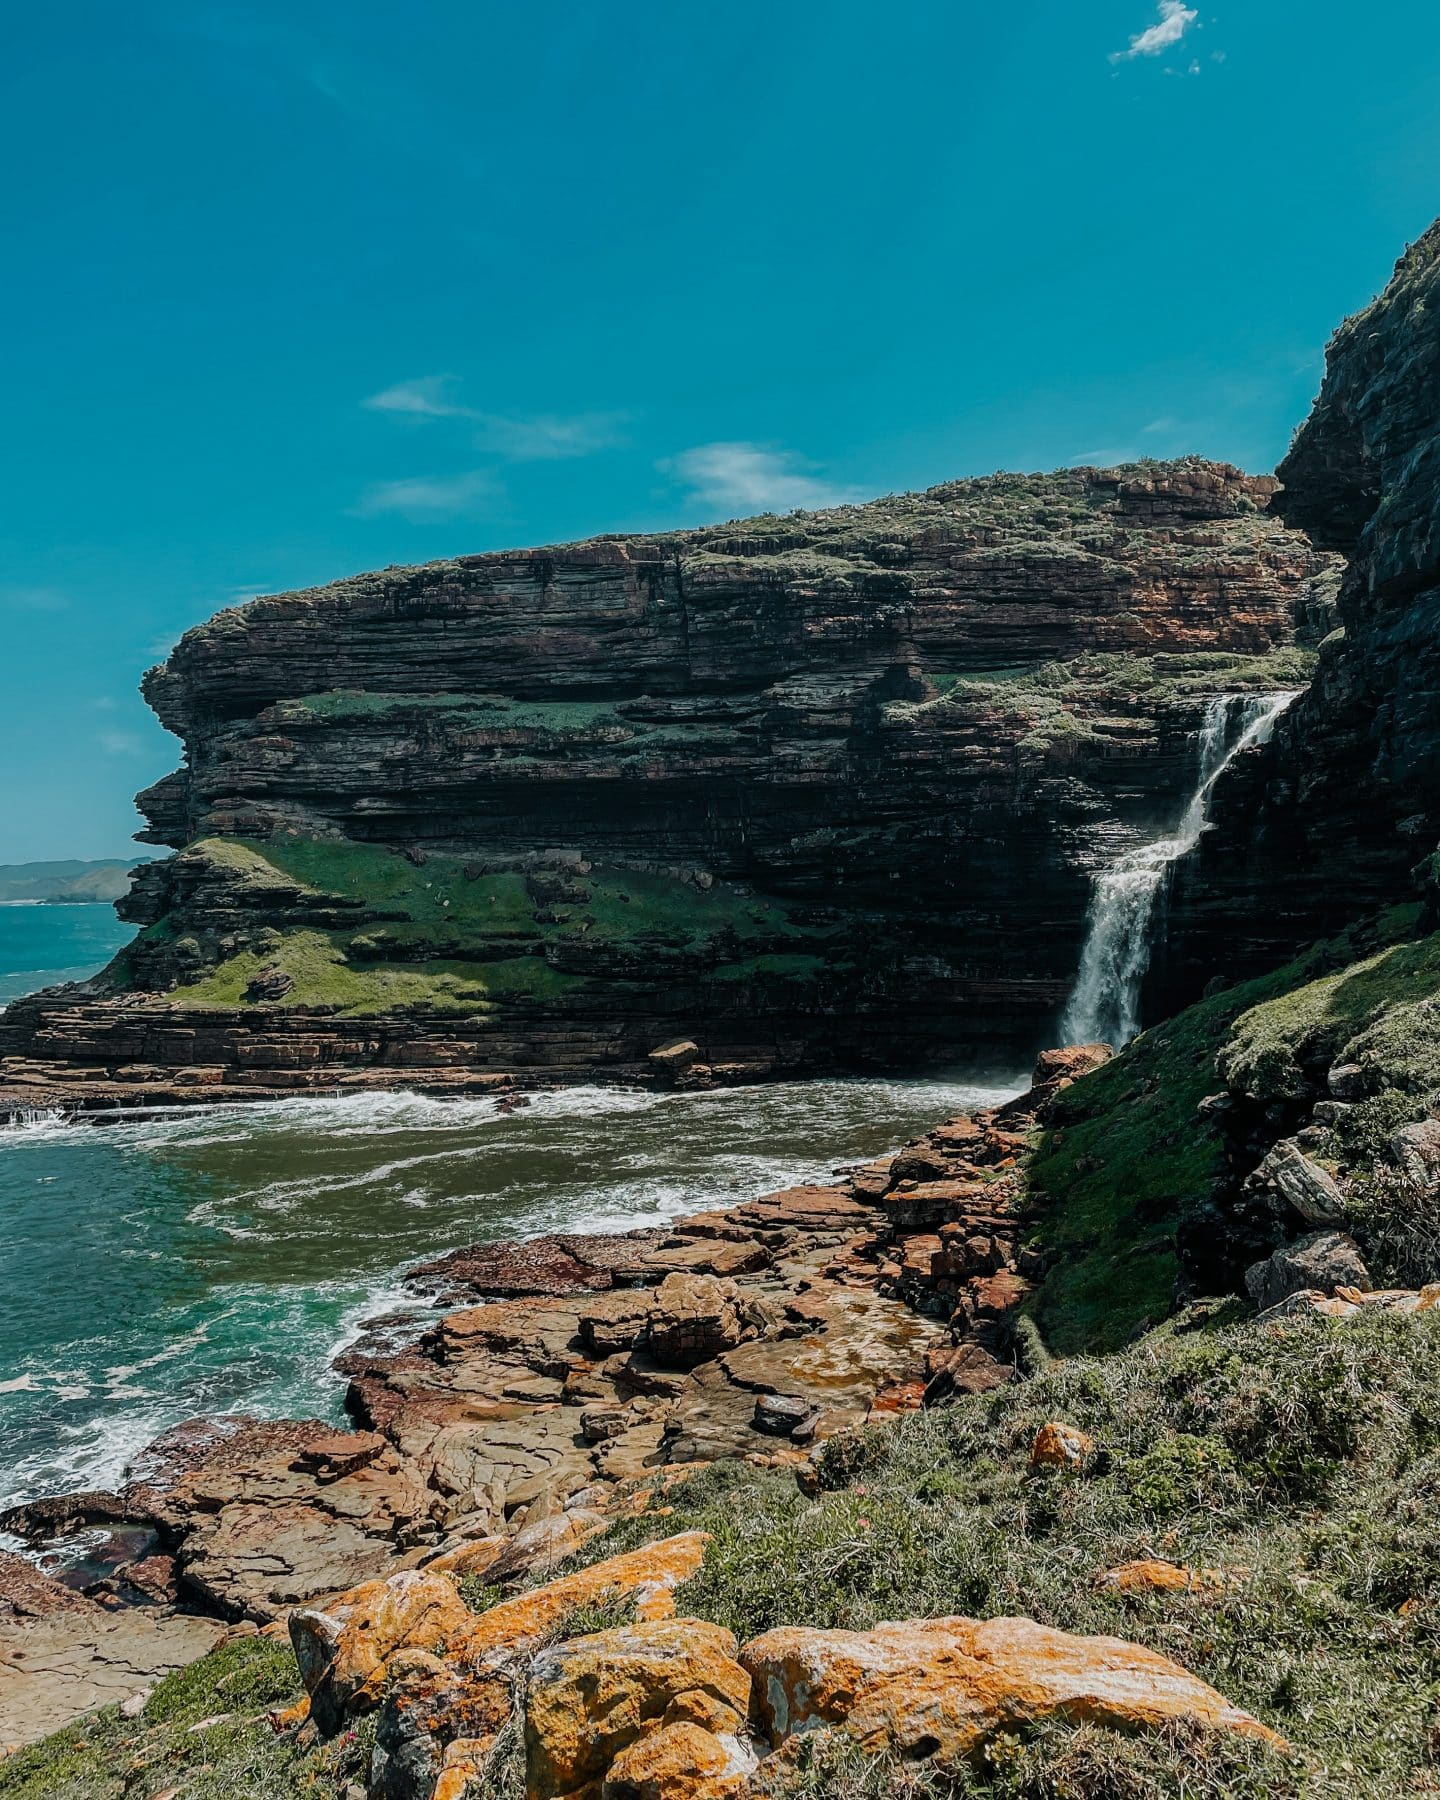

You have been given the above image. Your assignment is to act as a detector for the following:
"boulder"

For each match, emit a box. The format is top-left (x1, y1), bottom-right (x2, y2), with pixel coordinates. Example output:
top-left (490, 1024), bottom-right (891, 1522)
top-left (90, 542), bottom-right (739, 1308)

top-left (525, 1618), bottom-right (752, 1797)
top-left (1259, 1140), bottom-right (1346, 1224)
top-left (602, 1718), bottom-right (759, 1798)
top-left (1327, 1063), bottom-right (1369, 1100)
top-left (1391, 1118), bottom-right (1440, 1188)
top-left (753, 1394), bottom-right (814, 1438)
top-left (646, 1273), bottom-right (749, 1368)
top-left (289, 1568), bottom-right (473, 1732)
top-left (1245, 1230), bottom-right (1372, 1311)
top-left (740, 1615), bottom-right (1283, 1768)
top-left (1032, 1043), bottom-right (1113, 1085)
top-left (1029, 1422), bottom-right (1096, 1470)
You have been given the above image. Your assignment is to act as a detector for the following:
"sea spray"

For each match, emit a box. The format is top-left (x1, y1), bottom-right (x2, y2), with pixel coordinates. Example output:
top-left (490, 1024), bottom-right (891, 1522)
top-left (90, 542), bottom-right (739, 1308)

top-left (1062, 691), bottom-right (1299, 1048)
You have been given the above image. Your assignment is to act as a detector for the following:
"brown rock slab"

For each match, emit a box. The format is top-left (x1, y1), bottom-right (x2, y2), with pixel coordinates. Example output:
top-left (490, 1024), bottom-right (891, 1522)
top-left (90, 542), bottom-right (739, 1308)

top-left (740, 1615), bottom-right (1283, 1768)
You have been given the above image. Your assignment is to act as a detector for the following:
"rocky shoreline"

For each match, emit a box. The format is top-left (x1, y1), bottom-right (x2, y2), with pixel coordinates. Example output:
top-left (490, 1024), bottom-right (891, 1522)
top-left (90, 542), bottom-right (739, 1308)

top-left (0, 1047), bottom-right (1100, 1746)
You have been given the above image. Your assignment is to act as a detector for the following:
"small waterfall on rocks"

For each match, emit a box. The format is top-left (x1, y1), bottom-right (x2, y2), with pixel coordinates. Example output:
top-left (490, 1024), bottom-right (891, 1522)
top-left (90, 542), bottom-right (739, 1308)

top-left (1061, 690), bottom-right (1300, 1048)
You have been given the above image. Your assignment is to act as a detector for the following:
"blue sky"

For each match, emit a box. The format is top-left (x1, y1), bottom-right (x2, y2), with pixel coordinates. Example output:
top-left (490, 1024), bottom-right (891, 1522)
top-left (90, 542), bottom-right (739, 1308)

top-left (3, 1), bottom-right (1437, 861)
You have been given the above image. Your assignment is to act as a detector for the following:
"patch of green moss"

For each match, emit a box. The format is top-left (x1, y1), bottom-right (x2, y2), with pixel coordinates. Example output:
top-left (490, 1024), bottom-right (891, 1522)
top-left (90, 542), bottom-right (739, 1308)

top-left (168, 929), bottom-right (497, 1014)
top-left (1219, 916), bottom-right (1440, 1101)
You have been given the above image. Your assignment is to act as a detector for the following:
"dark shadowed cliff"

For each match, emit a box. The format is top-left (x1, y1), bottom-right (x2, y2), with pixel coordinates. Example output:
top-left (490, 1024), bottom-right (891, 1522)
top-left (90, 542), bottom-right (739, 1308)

top-left (1154, 224), bottom-right (1440, 1012)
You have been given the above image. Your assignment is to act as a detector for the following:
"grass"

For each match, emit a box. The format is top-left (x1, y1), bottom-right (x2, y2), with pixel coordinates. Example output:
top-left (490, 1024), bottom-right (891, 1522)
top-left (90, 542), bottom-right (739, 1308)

top-left (564, 1307), bottom-right (1440, 1797)
top-left (167, 928), bottom-right (499, 1015)
top-left (893, 648), bottom-right (1317, 727)
top-left (11, 1312), bottom-right (1440, 1795)
top-left (148, 837), bottom-right (846, 1013)
top-left (1024, 908), bottom-right (1429, 1354)
top-left (1219, 922), bottom-right (1440, 1103)
top-left (0, 1638), bottom-right (370, 1800)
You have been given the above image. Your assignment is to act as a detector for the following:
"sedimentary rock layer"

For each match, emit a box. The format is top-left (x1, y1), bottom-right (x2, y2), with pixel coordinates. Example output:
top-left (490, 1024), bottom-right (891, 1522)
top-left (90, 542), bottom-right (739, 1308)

top-left (1, 460), bottom-right (1327, 1105)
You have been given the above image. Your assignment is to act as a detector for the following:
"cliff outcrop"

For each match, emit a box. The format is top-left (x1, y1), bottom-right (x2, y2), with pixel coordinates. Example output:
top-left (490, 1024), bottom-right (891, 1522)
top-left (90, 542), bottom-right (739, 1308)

top-left (1155, 225), bottom-right (1440, 1009)
top-left (0, 461), bottom-right (1325, 1109)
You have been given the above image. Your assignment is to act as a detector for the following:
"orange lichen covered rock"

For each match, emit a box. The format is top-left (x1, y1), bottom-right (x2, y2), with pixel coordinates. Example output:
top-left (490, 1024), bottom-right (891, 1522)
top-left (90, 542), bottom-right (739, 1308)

top-left (602, 1718), bottom-right (758, 1798)
top-left (454, 1531), bottom-right (710, 1665)
top-left (524, 1618), bottom-right (752, 1797)
top-left (740, 1615), bottom-right (1283, 1768)
top-left (289, 1568), bottom-right (473, 1731)
top-left (297, 1532), bottom-right (711, 1739)
top-left (1030, 1422), bottom-right (1096, 1469)
top-left (1097, 1560), bottom-right (1247, 1595)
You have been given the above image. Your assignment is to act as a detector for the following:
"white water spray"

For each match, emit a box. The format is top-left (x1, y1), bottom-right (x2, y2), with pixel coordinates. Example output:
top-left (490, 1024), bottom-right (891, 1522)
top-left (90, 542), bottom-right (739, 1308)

top-left (1061, 691), bottom-right (1299, 1048)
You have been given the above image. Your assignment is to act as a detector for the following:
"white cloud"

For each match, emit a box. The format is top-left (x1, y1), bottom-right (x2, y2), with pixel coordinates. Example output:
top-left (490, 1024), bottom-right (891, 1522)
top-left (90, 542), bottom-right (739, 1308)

top-left (472, 413), bottom-right (626, 460)
top-left (97, 730), bottom-right (145, 757)
top-left (0, 585), bottom-right (69, 612)
top-left (363, 376), bottom-right (626, 459)
top-left (660, 442), bottom-right (864, 517)
top-left (352, 469), bottom-right (498, 521)
top-left (363, 375), bottom-right (471, 419)
top-left (1112, 1), bottom-right (1198, 60)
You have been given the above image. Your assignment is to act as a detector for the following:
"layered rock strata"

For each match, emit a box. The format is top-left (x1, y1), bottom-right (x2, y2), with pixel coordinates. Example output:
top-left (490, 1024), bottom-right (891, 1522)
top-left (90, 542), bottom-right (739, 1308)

top-left (0, 461), bottom-right (1327, 1111)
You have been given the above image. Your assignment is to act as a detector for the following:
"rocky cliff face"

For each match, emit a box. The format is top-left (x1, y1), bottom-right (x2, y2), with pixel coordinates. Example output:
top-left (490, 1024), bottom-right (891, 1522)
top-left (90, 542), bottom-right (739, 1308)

top-left (1154, 226), bottom-right (1440, 1011)
top-left (0, 461), bottom-right (1327, 1108)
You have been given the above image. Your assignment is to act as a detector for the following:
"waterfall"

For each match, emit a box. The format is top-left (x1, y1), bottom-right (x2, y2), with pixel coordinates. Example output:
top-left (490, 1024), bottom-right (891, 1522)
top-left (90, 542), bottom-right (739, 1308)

top-left (1060, 690), bottom-right (1299, 1048)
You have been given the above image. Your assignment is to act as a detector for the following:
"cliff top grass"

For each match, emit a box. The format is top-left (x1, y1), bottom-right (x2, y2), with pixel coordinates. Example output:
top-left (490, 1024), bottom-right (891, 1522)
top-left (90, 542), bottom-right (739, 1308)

top-left (1219, 923), bottom-right (1440, 1103)
top-left (1025, 906), bottom-right (1428, 1356)
top-left (13, 1304), bottom-right (1440, 1798)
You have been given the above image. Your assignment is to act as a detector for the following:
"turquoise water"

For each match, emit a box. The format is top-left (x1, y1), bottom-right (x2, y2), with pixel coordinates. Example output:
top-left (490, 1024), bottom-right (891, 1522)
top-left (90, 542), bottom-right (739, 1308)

top-left (0, 901), bottom-right (134, 1003)
top-left (0, 903), bottom-right (1021, 1517)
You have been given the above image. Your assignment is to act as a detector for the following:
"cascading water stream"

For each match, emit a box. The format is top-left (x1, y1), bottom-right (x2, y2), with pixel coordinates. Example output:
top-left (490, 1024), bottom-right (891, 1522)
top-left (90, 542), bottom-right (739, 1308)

top-left (1061, 690), bottom-right (1300, 1048)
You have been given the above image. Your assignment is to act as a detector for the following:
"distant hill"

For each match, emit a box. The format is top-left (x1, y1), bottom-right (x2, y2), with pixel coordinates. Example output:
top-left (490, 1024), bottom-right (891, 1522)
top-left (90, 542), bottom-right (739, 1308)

top-left (0, 859), bottom-right (149, 904)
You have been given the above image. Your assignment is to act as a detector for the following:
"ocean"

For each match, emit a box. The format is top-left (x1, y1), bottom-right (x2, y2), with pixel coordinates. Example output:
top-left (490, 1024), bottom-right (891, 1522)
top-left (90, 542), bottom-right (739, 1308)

top-left (0, 902), bottom-right (1021, 1518)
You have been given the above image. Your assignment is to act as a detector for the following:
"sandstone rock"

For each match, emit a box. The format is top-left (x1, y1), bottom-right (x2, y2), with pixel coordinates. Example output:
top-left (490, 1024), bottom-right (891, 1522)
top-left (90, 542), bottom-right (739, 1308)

top-left (1245, 1230), bottom-right (1372, 1311)
top-left (740, 1615), bottom-right (1282, 1768)
top-left (0, 1550), bottom-right (105, 1619)
top-left (0, 1608), bottom-right (226, 1747)
top-left (423, 1534), bottom-right (508, 1581)
top-left (1029, 1422), bottom-right (1095, 1470)
top-left (602, 1718), bottom-right (758, 1798)
top-left (290, 1567), bottom-right (474, 1732)
top-left (646, 1273), bottom-right (749, 1368)
top-left (1032, 1043), bottom-right (1114, 1085)
top-left (525, 1618), bottom-right (751, 1797)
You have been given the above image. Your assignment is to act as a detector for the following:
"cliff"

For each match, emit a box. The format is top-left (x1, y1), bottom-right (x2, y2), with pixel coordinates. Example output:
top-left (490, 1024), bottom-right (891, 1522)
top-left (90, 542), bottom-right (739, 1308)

top-left (1153, 225), bottom-right (1440, 1010)
top-left (0, 460), bottom-right (1326, 1110)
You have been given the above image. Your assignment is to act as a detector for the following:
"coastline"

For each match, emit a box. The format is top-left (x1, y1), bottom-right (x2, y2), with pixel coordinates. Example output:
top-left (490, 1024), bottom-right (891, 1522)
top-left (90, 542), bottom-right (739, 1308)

top-left (0, 1053), bottom-right (1070, 1743)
